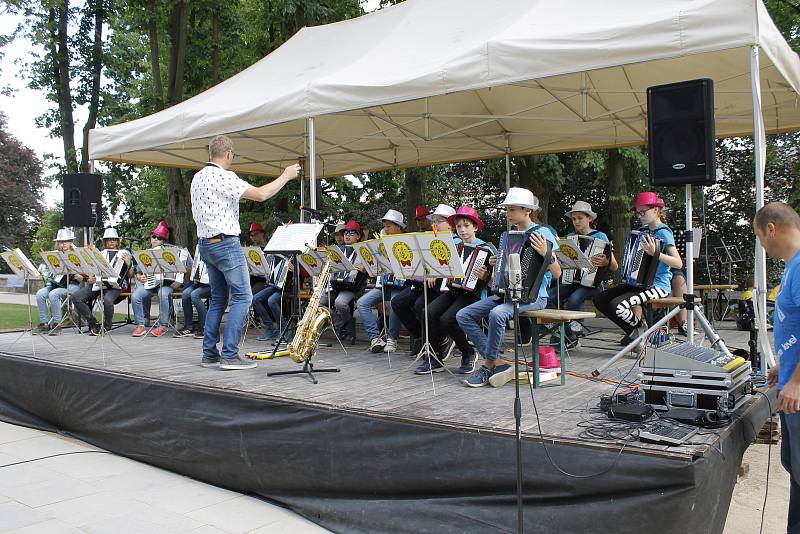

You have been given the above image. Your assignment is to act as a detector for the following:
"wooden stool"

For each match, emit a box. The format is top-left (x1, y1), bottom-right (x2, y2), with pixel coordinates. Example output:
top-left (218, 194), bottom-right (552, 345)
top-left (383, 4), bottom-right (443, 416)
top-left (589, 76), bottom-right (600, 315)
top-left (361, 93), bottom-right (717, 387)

top-left (645, 296), bottom-right (685, 325)
top-left (520, 309), bottom-right (596, 388)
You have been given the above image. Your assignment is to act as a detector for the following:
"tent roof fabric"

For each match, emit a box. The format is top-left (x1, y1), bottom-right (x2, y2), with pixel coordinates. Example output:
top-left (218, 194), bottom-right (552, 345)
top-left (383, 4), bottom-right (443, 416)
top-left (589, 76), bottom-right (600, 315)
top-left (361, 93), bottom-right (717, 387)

top-left (90, 0), bottom-right (800, 178)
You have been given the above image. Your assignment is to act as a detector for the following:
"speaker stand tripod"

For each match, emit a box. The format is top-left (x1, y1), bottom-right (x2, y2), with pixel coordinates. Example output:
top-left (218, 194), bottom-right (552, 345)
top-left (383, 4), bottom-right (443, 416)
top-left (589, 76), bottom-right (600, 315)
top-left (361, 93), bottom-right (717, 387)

top-left (592, 184), bottom-right (735, 376)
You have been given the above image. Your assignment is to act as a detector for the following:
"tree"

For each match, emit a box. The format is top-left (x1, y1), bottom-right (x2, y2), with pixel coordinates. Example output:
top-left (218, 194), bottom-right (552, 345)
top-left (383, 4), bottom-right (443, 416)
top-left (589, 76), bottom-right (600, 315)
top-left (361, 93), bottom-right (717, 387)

top-left (0, 113), bottom-right (45, 256)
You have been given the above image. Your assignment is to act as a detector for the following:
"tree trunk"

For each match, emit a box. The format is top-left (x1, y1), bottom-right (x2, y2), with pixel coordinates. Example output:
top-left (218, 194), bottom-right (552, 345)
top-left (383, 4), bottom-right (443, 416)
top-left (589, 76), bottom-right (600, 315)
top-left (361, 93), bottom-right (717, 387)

top-left (51, 1), bottom-right (78, 174)
top-left (146, 0), bottom-right (165, 111)
top-left (517, 155), bottom-right (551, 224)
top-left (80, 0), bottom-right (105, 173)
top-left (163, 0), bottom-right (190, 247)
top-left (211, 10), bottom-right (220, 84)
top-left (607, 148), bottom-right (629, 282)
top-left (404, 168), bottom-right (425, 230)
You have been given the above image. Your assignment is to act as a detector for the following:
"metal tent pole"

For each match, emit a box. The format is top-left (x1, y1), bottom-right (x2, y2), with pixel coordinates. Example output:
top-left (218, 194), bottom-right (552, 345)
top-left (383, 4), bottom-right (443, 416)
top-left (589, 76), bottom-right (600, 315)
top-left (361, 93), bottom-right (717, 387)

top-left (750, 45), bottom-right (775, 372)
top-left (308, 117), bottom-right (317, 211)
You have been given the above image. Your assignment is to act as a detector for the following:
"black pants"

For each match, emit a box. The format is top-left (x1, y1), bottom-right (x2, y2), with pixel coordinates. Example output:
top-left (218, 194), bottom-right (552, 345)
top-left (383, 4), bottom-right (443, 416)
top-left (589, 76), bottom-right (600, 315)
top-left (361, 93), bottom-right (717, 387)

top-left (592, 284), bottom-right (669, 335)
top-left (427, 290), bottom-right (478, 354)
top-left (390, 285), bottom-right (439, 338)
top-left (72, 284), bottom-right (120, 328)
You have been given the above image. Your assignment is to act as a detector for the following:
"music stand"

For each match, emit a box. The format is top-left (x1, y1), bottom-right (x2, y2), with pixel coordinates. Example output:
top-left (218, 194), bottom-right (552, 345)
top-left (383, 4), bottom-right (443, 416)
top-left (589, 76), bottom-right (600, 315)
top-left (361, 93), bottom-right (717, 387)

top-left (382, 231), bottom-right (464, 393)
top-left (261, 223), bottom-right (323, 359)
top-left (0, 248), bottom-right (58, 353)
top-left (40, 249), bottom-right (85, 334)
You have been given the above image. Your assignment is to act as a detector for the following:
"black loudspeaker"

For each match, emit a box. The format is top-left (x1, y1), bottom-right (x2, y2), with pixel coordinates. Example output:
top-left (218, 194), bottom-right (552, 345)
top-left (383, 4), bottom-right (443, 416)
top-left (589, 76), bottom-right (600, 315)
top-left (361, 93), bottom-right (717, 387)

top-left (647, 78), bottom-right (716, 186)
top-left (63, 173), bottom-right (102, 227)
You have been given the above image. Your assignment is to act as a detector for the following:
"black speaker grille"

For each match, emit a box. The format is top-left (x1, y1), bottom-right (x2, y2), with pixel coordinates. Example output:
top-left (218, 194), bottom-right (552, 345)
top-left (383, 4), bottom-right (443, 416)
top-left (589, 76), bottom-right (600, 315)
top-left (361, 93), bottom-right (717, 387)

top-left (63, 173), bottom-right (102, 227)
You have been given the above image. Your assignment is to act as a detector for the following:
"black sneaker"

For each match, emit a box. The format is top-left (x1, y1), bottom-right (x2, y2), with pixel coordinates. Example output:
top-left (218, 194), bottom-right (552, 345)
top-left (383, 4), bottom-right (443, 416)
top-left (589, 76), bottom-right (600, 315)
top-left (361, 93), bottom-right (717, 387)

top-left (193, 329), bottom-right (205, 339)
top-left (48, 325), bottom-right (62, 336)
top-left (220, 356), bottom-right (258, 370)
top-left (457, 351), bottom-right (478, 374)
top-left (173, 328), bottom-right (194, 338)
top-left (414, 356), bottom-right (444, 374)
top-left (89, 324), bottom-right (101, 336)
top-left (619, 333), bottom-right (633, 346)
top-left (201, 355), bottom-right (220, 368)
top-left (31, 323), bottom-right (47, 335)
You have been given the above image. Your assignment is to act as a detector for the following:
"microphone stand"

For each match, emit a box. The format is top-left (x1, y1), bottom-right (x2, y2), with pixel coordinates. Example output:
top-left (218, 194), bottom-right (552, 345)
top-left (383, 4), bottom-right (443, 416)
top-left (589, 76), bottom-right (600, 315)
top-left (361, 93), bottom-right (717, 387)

top-left (509, 271), bottom-right (524, 532)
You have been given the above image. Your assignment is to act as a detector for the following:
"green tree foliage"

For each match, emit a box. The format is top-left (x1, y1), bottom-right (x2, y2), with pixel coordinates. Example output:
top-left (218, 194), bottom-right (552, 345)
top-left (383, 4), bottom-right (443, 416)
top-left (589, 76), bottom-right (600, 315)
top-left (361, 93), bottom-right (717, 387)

top-left (0, 112), bottom-right (45, 261)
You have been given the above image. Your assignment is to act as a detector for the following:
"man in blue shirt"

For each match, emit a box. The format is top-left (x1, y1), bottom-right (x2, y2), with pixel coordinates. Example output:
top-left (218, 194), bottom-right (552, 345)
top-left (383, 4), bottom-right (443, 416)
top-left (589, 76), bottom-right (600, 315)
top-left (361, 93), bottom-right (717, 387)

top-left (756, 202), bottom-right (800, 533)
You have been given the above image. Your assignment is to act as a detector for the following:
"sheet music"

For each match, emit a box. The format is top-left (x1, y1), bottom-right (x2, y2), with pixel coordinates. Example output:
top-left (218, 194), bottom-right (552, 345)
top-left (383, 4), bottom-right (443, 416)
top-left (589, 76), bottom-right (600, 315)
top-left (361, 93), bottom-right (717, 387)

top-left (85, 248), bottom-right (118, 278)
top-left (264, 223), bottom-right (323, 253)
top-left (40, 250), bottom-right (70, 277)
top-left (323, 245), bottom-right (356, 272)
top-left (132, 249), bottom-right (160, 275)
top-left (152, 246), bottom-right (187, 272)
top-left (555, 238), bottom-right (593, 270)
top-left (243, 246), bottom-right (271, 277)
top-left (297, 248), bottom-right (327, 277)
top-left (353, 240), bottom-right (380, 277)
top-left (1, 249), bottom-right (40, 277)
top-left (381, 232), bottom-right (464, 279)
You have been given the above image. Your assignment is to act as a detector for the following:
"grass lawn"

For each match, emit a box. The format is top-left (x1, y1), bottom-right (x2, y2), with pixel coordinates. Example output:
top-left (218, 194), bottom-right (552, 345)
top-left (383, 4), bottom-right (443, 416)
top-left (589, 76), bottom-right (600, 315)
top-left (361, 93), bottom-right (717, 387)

top-left (0, 303), bottom-right (128, 330)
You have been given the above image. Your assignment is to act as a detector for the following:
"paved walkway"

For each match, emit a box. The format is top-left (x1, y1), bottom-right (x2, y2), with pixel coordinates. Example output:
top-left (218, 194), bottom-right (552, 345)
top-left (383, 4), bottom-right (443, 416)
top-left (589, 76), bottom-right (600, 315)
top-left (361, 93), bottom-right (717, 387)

top-left (0, 422), bottom-right (329, 533)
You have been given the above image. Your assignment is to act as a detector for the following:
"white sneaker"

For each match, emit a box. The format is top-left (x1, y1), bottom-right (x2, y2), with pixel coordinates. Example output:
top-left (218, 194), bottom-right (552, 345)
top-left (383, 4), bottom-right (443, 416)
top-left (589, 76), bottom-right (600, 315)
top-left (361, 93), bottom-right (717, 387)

top-left (370, 337), bottom-right (386, 353)
top-left (384, 337), bottom-right (397, 353)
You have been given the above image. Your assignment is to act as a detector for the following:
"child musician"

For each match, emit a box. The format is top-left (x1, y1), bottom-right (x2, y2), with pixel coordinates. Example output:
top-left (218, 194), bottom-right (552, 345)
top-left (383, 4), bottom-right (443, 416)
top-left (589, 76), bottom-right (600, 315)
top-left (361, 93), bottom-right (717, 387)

top-left (391, 204), bottom-right (456, 357)
top-left (248, 222), bottom-right (269, 295)
top-left (457, 188), bottom-right (561, 388)
top-left (72, 227), bottom-right (132, 335)
top-left (356, 209), bottom-right (407, 353)
top-left (415, 205), bottom-right (494, 375)
top-left (252, 252), bottom-right (293, 341)
top-left (592, 192), bottom-right (682, 347)
top-left (322, 219), bottom-right (366, 340)
top-left (33, 228), bottom-right (85, 335)
top-left (548, 201), bottom-right (618, 347)
top-left (174, 244), bottom-right (210, 338)
top-left (131, 221), bottom-right (193, 337)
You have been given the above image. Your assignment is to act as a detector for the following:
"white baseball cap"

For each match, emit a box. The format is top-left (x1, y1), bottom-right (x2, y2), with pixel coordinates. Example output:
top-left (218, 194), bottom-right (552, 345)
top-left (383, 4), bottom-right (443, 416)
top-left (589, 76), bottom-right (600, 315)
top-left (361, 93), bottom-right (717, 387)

top-left (381, 209), bottom-right (406, 230)
top-left (102, 227), bottom-right (120, 240)
top-left (566, 201), bottom-right (597, 221)
top-left (499, 187), bottom-right (539, 211)
top-left (427, 204), bottom-right (456, 221)
top-left (55, 228), bottom-right (75, 242)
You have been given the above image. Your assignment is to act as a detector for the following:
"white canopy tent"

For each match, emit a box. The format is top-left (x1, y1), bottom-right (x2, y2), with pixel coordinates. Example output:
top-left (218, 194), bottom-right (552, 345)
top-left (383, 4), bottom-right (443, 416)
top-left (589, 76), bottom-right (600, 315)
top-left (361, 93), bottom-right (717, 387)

top-left (90, 0), bottom-right (800, 368)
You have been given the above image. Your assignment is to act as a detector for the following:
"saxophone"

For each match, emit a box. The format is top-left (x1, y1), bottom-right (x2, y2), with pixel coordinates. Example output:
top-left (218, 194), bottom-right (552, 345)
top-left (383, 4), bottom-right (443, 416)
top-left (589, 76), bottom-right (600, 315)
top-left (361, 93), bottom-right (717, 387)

top-left (283, 259), bottom-right (332, 363)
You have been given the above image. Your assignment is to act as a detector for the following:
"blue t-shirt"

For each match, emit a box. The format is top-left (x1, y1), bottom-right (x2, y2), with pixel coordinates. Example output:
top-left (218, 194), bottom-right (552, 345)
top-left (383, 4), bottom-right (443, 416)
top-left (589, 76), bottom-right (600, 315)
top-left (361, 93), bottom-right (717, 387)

top-left (526, 223), bottom-right (559, 299)
top-left (642, 224), bottom-right (675, 293)
top-left (777, 250), bottom-right (800, 390)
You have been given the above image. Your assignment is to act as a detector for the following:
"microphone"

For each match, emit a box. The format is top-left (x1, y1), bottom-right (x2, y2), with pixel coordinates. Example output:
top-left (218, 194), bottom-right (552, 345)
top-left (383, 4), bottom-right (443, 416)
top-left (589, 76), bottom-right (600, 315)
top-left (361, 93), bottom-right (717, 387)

top-left (507, 252), bottom-right (522, 301)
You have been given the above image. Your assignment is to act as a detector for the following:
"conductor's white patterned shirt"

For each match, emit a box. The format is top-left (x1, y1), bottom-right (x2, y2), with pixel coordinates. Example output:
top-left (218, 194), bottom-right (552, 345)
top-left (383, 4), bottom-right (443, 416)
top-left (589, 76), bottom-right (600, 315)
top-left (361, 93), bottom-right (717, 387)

top-left (190, 162), bottom-right (251, 239)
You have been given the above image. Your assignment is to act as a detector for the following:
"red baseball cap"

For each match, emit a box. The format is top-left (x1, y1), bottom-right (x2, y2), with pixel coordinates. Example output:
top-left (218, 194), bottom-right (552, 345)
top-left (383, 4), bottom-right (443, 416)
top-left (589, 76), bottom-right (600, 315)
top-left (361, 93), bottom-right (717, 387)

top-left (415, 205), bottom-right (430, 220)
top-left (634, 192), bottom-right (665, 209)
top-left (343, 219), bottom-right (363, 239)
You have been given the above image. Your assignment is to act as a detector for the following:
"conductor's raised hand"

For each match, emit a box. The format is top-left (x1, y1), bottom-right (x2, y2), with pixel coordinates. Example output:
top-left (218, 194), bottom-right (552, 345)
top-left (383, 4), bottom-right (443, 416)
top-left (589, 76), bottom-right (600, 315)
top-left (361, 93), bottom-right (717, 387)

top-left (282, 163), bottom-right (302, 181)
top-left (530, 232), bottom-right (548, 256)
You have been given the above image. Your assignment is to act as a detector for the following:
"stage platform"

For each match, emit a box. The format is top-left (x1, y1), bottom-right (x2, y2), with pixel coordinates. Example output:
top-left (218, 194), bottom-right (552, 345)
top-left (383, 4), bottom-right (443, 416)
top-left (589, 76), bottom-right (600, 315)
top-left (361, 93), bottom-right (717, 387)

top-left (0, 319), bottom-right (773, 533)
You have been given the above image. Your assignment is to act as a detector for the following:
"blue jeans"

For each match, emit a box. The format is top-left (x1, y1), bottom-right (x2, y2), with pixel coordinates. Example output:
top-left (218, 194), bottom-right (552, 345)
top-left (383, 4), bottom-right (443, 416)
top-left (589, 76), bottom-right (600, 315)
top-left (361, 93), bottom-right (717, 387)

top-left (456, 296), bottom-right (547, 362)
top-left (199, 236), bottom-right (252, 360)
top-left (781, 409), bottom-right (800, 533)
top-left (181, 283), bottom-right (210, 330)
top-left (35, 283), bottom-right (79, 324)
top-left (132, 284), bottom-right (174, 326)
top-left (547, 283), bottom-right (597, 312)
top-left (253, 285), bottom-right (282, 335)
top-left (357, 286), bottom-right (401, 341)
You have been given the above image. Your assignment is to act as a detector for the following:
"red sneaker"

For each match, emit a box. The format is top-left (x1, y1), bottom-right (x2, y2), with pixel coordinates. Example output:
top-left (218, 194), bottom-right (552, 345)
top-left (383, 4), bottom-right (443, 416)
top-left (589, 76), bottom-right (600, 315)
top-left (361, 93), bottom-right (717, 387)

top-left (150, 327), bottom-right (167, 337)
top-left (131, 326), bottom-right (147, 337)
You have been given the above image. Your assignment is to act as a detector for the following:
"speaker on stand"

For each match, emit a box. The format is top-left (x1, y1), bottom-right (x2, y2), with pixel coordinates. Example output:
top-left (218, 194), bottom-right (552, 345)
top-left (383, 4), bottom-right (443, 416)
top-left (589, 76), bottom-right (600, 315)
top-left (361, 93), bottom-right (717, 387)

top-left (63, 173), bottom-right (102, 245)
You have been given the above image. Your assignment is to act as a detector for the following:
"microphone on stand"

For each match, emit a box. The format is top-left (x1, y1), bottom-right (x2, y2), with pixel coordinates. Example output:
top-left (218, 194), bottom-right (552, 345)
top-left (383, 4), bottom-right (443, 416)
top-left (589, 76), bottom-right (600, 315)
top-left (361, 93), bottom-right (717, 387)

top-left (508, 252), bottom-right (522, 302)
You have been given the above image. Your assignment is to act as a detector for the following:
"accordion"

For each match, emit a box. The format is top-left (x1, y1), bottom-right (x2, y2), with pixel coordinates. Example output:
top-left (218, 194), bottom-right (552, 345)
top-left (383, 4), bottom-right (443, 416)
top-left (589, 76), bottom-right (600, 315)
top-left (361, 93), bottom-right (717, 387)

top-left (561, 234), bottom-right (611, 288)
top-left (448, 243), bottom-right (495, 295)
top-left (621, 230), bottom-right (662, 288)
top-left (492, 229), bottom-right (552, 304)
top-left (269, 254), bottom-right (291, 289)
top-left (190, 246), bottom-right (210, 285)
top-left (98, 249), bottom-right (130, 290)
top-left (330, 245), bottom-right (368, 293)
